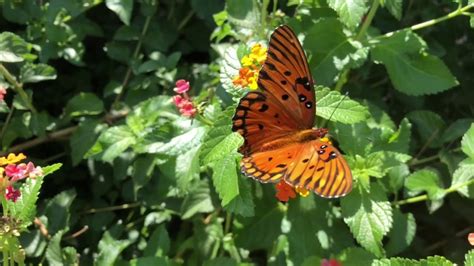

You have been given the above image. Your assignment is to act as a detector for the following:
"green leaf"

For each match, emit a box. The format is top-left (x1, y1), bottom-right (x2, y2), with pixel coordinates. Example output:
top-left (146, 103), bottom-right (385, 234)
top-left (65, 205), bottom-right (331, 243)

top-left (43, 189), bottom-right (77, 235)
top-left (204, 257), bottom-right (237, 266)
top-left (327, 0), bottom-right (369, 29)
top-left (129, 257), bottom-right (168, 265)
top-left (106, 0), bottom-right (134, 25)
top-left (465, 250), bottom-right (474, 266)
top-left (441, 119), bottom-right (474, 144)
top-left (405, 169), bottom-right (445, 200)
top-left (226, 0), bottom-right (260, 30)
top-left (316, 87), bottom-right (369, 124)
top-left (224, 177), bottom-right (255, 217)
top-left (96, 230), bottom-right (132, 265)
top-left (451, 158), bottom-right (474, 198)
top-left (70, 119), bottom-right (104, 165)
top-left (338, 247), bottom-right (377, 266)
top-left (371, 30), bottom-right (458, 95)
top-left (235, 204), bottom-right (284, 250)
top-left (385, 209), bottom-right (416, 256)
top-left (93, 125), bottom-right (136, 163)
top-left (20, 63), bottom-right (57, 83)
top-left (180, 180), bottom-right (215, 219)
top-left (407, 110), bottom-right (446, 148)
top-left (210, 154), bottom-right (240, 206)
top-left (132, 154), bottom-right (156, 192)
top-left (42, 163), bottom-right (63, 176)
top-left (341, 183), bottom-right (393, 257)
top-left (45, 230), bottom-right (66, 266)
top-left (372, 257), bottom-right (419, 265)
top-left (175, 146), bottom-right (201, 192)
top-left (0, 32), bottom-right (31, 62)
top-left (145, 127), bottom-right (206, 156)
top-left (64, 92), bottom-right (104, 117)
top-left (8, 175), bottom-right (45, 229)
top-left (383, 0), bottom-right (403, 20)
top-left (305, 18), bottom-right (364, 85)
top-left (144, 225), bottom-right (170, 257)
top-left (461, 123), bottom-right (474, 159)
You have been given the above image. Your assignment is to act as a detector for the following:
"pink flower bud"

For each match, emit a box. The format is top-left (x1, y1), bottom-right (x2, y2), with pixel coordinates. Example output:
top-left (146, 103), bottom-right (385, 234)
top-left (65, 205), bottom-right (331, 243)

top-left (174, 79), bottom-right (190, 94)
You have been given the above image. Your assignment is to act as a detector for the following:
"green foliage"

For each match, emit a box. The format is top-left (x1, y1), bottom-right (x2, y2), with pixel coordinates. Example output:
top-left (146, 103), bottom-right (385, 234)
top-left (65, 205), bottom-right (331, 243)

top-left (1, 0), bottom-right (474, 264)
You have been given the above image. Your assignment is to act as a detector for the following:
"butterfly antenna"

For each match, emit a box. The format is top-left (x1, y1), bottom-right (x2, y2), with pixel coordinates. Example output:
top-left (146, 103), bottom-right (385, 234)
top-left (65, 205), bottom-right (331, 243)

top-left (321, 92), bottom-right (349, 128)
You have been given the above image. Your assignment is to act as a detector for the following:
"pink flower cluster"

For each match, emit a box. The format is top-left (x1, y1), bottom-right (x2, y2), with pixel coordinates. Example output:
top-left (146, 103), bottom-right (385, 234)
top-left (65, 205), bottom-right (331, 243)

top-left (172, 79), bottom-right (197, 118)
top-left (0, 86), bottom-right (6, 101)
top-left (0, 153), bottom-right (43, 202)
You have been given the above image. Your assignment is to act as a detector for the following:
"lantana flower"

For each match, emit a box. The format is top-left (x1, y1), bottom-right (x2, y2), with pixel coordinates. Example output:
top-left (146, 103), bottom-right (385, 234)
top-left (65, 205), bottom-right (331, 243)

top-left (275, 180), bottom-right (296, 202)
top-left (5, 186), bottom-right (20, 202)
top-left (321, 259), bottom-right (342, 266)
top-left (172, 79), bottom-right (197, 118)
top-left (232, 43), bottom-right (267, 90)
top-left (0, 153), bottom-right (26, 166)
top-left (469, 233), bottom-right (474, 246)
top-left (0, 153), bottom-right (43, 202)
top-left (0, 86), bottom-right (6, 101)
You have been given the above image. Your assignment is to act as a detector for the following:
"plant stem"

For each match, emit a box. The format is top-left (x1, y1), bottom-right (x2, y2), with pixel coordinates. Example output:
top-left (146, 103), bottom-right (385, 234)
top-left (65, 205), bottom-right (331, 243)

top-left (80, 202), bottom-right (141, 214)
top-left (393, 178), bottom-right (474, 206)
top-left (409, 147), bottom-right (462, 167)
top-left (112, 15), bottom-right (153, 109)
top-left (378, 3), bottom-right (474, 40)
top-left (0, 106), bottom-right (14, 143)
top-left (177, 10), bottom-right (196, 31)
top-left (0, 64), bottom-right (36, 113)
top-left (334, 0), bottom-right (380, 91)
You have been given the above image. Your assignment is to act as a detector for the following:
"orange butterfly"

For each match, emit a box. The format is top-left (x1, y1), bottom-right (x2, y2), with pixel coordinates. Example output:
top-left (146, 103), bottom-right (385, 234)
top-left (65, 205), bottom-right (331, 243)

top-left (232, 25), bottom-right (353, 198)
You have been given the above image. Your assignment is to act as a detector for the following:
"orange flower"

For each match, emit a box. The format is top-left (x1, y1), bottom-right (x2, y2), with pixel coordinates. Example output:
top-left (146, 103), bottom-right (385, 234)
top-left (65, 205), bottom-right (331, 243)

top-left (233, 43), bottom-right (267, 90)
top-left (232, 67), bottom-right (258, 90)
top-left (275, 180), bottom-right (296, 202)
top-left (469, 233), bottom-right (474, 246)
top-left (295, 186), bottom-right (310, 197)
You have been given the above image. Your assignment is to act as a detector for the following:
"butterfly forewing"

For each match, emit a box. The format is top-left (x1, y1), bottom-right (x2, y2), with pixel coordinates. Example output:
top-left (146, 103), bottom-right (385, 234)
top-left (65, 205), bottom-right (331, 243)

top-left (258, 25), bottom-right (316, 130)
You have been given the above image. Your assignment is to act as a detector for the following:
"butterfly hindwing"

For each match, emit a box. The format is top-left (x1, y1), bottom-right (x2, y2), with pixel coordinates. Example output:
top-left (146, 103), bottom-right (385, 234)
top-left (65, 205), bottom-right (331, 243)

top-left (258, 25), bottom-right (315, 130)
top-left (284, 139), bottom-right (352, 198)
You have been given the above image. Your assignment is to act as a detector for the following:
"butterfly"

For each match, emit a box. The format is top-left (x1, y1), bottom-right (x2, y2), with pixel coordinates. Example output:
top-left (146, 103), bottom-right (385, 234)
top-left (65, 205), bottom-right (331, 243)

top-left (232, 25), bottom-right (353, 198)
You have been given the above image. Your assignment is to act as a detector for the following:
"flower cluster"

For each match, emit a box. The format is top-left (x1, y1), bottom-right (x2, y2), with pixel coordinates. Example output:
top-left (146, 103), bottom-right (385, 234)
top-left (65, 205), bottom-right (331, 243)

top-left (172, 79), bottom-right (197, 118)
top-left (0, 153), bottom-right (43, 202)
top-left (275, 180), bottom-right (309, 202)
top-left (232, 43), bottom-right (267, 90)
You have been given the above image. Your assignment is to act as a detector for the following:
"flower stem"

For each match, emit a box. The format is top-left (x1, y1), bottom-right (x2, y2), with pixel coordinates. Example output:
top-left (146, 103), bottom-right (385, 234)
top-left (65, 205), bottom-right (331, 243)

top-left (0, 64), bottom-right (36, 113)
top-left (0, 106), bottom-right (14, 142)
top-left (393, 178), bottom-right (474, 206)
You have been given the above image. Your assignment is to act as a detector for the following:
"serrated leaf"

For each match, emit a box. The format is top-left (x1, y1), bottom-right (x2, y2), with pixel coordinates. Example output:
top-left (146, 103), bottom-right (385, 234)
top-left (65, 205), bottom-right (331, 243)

top-left (145, 127), bottom-right (206, 156)
top-left (327, 0), bottom-right (369, 29)
top-left (305, 18), bottom-right (364, 85)
top-left (70, 120), bottom-right (104, 165)
top-left (20, 63), bottom-right (57, 83)
top-left (461, 123), bottom-right (474, 159)
top-left (451, 158), bottom-right (474, 198)
top-left (407, 110), bottom-right (445, 148)
top-left (441, 119), bottom-right (474, 144)
top-left (224, 176), bottom-right (255, 217)
top-left (42, 163), bottom-right (63, 176)
top-left (8, 176), bottom-right (45, 229)
top-left (181, 180), bottom-right (215, 219)
top-left (338, 247), bottom-right (377, 265)
top-left (43, 189), bottom-right (77, 235)
top-left (64, 92), bottom-right (104, 117)
top-left (45, 230), bottom-right (66, 266)
top-left (226, 0), bottom-right (260, 30)
top-left (371, 30), bottom-right (458, 95)
top-left (0, 32), bottom-right (31, 62)
top-left (94, 125), bottom-right (136, 163)
top-left (341, 183), bottom-right (393, 257)
top-left (383, 0), bottom-right (403, 20)
top-left (465, 250), bottom-right (474, 266)
top-left (372, 257), bottom-right (419, 265)
top-left (96, 230), bottom-right (132, 265)
top-left (106, 0), bottom-right (133, 25)
top-left (405, 169), bottom-right (445, 200)
top-left (210, 154), bottom-right (240, 206)
top-left (144, 225), bottom-right (170, 257)
top-left (316, 87), bottom-right (369, 124)
top-left (386, 209), bottom-right (416, 256)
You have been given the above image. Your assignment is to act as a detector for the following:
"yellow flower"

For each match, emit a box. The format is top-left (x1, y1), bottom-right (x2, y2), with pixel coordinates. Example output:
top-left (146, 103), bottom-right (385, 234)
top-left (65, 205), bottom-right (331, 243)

top-left (248, 76), bottom-right (258, 90)
top-left (241, 55), bottom-right (254, 67)
top-left (0, 153), bottom-right (26, 166)
top-left (249, 43), bottom-right (267, 65)
top-left (295, 186), bottom-right (310, 197)
top-left (320, 137), bottom-right (333, 145)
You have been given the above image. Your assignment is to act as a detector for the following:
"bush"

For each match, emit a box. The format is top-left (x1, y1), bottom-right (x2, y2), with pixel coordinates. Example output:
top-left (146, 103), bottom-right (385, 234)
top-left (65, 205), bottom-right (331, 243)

top-left (0, 0), bottom-right (474, 265)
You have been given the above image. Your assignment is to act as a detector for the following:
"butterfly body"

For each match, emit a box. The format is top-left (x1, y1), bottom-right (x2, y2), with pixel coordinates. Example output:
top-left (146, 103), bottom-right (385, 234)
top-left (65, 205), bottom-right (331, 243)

top-left (232, 25), bottom-right (353, 198)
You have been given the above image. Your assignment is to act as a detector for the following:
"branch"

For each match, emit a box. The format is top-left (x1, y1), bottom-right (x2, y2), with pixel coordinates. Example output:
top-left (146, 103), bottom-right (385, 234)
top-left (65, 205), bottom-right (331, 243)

top-left (0, 64), bottom-right (36, 113)
top-left (0, 110), bottom-right (128, 157)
